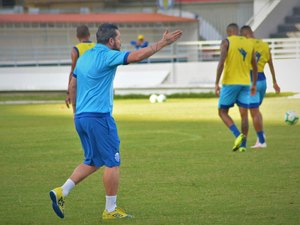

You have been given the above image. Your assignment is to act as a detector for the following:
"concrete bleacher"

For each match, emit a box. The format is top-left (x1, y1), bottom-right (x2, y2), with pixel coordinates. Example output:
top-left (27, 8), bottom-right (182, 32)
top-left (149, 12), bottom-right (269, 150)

top-left (271, 6), bottom-right (300, 38)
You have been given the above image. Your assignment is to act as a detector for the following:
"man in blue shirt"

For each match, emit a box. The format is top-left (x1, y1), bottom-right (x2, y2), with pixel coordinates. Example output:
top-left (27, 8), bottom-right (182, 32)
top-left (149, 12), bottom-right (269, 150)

top-left (49, 23), bottom-right (182, 220)
top-left (130, 34), bottom-right (149, 49)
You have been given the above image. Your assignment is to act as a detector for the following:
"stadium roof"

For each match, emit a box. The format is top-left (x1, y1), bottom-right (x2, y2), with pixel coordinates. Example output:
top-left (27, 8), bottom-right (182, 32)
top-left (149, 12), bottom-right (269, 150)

top-left (0, 13), bottom-right (198, 23)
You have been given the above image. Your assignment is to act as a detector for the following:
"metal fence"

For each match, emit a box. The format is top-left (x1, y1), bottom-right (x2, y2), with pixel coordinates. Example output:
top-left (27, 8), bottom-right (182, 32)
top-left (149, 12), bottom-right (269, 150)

top-left (0, 38), bottom-right (299, 67)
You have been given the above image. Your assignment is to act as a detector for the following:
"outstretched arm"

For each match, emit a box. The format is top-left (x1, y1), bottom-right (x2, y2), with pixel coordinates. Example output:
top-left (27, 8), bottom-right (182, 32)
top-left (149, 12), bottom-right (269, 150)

top-left (215, 39), bottom-right (228, 97)
top-left (127, 30), bottom-right (183, 63)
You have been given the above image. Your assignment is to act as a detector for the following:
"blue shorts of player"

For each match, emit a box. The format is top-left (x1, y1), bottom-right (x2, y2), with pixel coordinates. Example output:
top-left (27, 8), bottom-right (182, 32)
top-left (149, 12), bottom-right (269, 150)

top-left (74, 112), bottom-right (120, 168)
top-left (218, 85), bottom-right (250, 109)
top-left (249, 71), bottom-right (267, 108)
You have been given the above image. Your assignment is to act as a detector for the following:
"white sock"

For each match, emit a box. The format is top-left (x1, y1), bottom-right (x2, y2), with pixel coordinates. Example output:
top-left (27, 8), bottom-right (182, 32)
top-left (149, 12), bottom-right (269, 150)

top-left (105, 195), bottom-right (117, 213)
top-left (61, 179), bottom-right (75, 197)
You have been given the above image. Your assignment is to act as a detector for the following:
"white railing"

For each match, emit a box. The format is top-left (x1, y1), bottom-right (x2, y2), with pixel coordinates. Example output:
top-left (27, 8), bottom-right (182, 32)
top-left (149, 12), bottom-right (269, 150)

top-left (264, 38), bottom-right (300, 59)
top-left (0, 38), bottom-right (299, 66)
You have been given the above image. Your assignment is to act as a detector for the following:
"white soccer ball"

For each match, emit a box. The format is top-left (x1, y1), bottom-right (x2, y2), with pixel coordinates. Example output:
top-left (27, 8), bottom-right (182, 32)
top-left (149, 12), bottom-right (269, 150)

top-left (157, 94), bottom-right (167, 103)
top-left (149, 94), bottom-right (158, 103)
top-left (284, 111), bottom-right (299, 125)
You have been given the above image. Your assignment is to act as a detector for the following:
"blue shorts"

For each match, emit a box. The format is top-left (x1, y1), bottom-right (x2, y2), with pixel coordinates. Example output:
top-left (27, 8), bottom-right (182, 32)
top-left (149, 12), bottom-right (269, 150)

top-left (249, 73), bottom-right (267, 108)
top-left (74, 113), bottom-right (120, 168)
top-left (218, 85), bottom-right (250, 109)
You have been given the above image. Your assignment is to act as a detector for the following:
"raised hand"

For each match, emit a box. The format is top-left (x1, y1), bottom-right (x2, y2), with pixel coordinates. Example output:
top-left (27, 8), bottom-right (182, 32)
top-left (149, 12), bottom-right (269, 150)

top-left (162, 30), bottom-right (183, 46)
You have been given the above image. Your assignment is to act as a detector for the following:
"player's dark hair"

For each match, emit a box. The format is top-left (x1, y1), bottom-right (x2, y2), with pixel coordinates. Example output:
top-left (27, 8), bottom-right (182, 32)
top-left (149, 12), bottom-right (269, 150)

top-left (240, 25), bottom-right (252, 33)
top-left (76, 25), bottom-right (90, 39)
top-left (227, 23), bottom-right (239, 31)
top-left (96, 23), bottom-right (118, 44)
top-left (226, 23), bottom-right (239, 35)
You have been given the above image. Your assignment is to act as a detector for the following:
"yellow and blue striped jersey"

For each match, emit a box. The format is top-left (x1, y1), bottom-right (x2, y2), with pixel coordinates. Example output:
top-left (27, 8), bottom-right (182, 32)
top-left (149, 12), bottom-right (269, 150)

top-left (74, 41), bottom-right (95, 57)
top-left (222, 35), bottom-right (254, 85)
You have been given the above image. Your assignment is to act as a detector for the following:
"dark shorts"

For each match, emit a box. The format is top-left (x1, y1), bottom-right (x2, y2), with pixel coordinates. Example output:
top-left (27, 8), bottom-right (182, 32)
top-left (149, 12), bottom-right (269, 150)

top-left (74, 113), bottom-right (120, 168)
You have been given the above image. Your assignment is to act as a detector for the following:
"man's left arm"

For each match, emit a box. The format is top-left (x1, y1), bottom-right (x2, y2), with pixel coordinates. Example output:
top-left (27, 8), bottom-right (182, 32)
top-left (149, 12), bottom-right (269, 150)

top-left (126, 30), bottom-right (182, 64)
top-left (215, 39), bottom-right (228, 97)
top-left (268, 51), bottom-right (280, 93)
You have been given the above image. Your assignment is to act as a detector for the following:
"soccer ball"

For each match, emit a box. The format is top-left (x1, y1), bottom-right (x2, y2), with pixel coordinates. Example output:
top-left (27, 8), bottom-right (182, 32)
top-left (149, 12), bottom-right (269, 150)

top-left (284, 111), bottom-right (299, 125)
top-left (149, 94), bottom-right (158, 103)
top-left (157, 94), bottom-right (167, 103)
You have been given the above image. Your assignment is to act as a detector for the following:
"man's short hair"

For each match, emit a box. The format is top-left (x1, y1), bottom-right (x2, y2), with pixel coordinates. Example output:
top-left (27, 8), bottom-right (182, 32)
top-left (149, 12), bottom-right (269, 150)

top-left (227, 23), bottom-right (239, 31)
top-left (77, 25), bottom-right (90, 39)
top-left (96, 23), bottom-right (119, 44)
top-left (240, 25), bottom-right (252, 33)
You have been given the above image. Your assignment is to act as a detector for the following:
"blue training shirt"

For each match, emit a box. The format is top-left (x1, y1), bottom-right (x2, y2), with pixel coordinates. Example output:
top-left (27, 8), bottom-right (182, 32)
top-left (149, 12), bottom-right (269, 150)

top-left (73, 44), bottom-right (129, 114)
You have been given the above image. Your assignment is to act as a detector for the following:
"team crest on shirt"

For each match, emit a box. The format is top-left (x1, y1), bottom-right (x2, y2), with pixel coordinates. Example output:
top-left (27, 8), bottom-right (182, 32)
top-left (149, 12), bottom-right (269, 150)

top-left (255, 52), bottom-right (261, 62)
top-left (238, 48), bottom-right (247, 61)
top-left (115, 152), bottom-right (120, 162)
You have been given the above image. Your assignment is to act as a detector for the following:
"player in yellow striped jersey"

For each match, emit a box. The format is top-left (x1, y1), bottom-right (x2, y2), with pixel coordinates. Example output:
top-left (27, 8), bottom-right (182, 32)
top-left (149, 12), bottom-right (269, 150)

top-left (65, 25), bottom-right (95, 112)
top-left (215, 23), bottom-right (258, 152)
top-left (240, 25), bottom-right (280, 148)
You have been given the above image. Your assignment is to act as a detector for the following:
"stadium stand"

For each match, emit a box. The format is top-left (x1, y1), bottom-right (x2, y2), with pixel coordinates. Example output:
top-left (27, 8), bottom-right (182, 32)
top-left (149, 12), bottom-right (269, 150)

top-left (270, 6), bottom-right (300, 38)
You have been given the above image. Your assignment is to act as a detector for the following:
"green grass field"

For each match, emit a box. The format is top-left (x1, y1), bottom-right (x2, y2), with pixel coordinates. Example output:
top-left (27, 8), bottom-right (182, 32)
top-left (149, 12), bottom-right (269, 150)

top-left (0, 97), bottom-right (299, 225)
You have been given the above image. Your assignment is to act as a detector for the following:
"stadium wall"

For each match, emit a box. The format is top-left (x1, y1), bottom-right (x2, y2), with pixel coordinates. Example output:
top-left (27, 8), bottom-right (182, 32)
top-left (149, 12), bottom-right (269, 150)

top-left (0, 59), bottom-right (299, 94)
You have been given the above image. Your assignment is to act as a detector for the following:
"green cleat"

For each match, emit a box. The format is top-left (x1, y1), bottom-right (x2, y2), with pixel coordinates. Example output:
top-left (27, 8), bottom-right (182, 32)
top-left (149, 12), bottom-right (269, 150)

top-left (232, 134), bottom-right (245, 152)
top-left (102, 207), bottom-right (134, 220)
top-left (49, 187), bottom-right (65, 219)
top-left (239, 147), bottom-right (246, 152)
